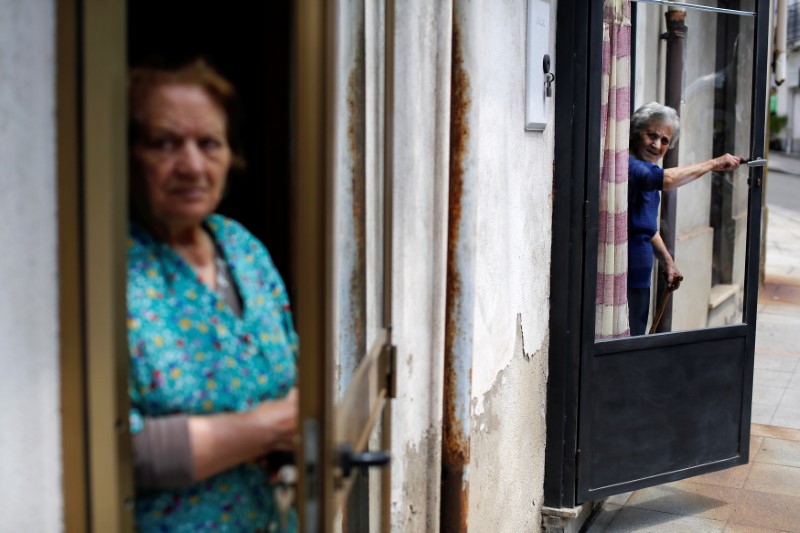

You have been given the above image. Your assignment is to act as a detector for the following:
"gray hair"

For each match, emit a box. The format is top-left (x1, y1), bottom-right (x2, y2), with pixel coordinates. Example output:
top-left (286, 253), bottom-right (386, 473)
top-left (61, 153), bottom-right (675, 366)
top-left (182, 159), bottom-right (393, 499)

top-left (630, 102), bottom-right (681, 145)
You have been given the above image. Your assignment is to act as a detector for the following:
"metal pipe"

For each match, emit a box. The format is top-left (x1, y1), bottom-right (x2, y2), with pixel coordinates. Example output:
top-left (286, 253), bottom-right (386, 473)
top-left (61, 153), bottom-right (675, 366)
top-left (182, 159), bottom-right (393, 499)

top-left (775, 0), bottom-right (788, 85)
top-left (656, 8), bottom-right (687, 333)
top-left (441, 7), bottom-right (475, 531)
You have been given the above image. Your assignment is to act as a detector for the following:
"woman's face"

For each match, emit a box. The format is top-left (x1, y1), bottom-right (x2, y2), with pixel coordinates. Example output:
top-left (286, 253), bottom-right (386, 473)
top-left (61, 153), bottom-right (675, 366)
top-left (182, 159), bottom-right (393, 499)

top-left (634, 121), bottom-right (673, 164)
top-left (132, 84), bottom-right (232, 227)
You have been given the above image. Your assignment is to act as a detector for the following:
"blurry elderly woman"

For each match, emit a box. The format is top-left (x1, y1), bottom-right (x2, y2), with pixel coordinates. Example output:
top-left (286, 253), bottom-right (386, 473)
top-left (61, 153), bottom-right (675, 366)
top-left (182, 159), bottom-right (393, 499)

top-left (127, 60), bottom-right (297, 531)
top-left (627, 102), bottom-right (743, 336)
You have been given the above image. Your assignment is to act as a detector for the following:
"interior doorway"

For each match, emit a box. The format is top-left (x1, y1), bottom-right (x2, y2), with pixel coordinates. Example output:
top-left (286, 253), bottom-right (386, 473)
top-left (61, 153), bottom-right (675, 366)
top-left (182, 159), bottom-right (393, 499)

top-left (128, 1), bottom-right (294, 288)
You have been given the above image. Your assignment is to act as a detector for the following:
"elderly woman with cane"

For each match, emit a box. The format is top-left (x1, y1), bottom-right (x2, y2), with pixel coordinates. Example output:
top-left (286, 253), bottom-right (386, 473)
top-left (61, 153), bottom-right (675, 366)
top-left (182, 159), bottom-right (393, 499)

top-left (628, 102), bottom-right (744, 336)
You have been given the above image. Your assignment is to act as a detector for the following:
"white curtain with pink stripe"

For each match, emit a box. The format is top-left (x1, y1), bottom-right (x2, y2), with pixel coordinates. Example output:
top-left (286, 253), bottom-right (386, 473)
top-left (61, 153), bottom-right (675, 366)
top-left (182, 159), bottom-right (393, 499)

top-left (595, 0), bottom-right (631, 339)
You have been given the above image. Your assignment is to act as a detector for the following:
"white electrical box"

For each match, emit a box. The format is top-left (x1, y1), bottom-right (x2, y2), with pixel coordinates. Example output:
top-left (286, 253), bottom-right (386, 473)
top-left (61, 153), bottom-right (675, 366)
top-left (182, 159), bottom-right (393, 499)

top-left (525, 0), bottom-right (551, 131)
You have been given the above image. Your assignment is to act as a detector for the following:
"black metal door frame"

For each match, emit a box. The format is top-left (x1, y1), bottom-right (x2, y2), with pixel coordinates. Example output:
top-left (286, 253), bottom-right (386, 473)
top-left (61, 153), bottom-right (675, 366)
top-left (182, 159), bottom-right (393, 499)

top-left (544, 0), bottom-right (597, 510)
top-left (545, 0), bottom-right (770, 508)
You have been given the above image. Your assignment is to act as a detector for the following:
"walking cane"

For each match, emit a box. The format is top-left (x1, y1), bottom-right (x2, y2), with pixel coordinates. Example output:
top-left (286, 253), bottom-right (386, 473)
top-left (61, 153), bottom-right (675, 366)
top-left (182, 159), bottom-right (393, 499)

top-left (649, 274), bottom-right (684, 334)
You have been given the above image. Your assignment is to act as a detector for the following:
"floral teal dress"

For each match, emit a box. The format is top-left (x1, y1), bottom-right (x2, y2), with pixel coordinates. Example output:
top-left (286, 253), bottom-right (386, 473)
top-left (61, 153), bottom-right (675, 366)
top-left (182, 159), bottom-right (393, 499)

top-left (127, 214), bottom-right (297, 532)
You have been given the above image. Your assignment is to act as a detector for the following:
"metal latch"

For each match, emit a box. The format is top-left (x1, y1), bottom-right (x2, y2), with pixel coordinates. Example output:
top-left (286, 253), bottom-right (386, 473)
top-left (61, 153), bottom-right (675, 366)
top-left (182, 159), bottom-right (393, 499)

top-left (338, 443), bottom-right (391, 478)
top-left (746, 157), bottom-right (767, 187)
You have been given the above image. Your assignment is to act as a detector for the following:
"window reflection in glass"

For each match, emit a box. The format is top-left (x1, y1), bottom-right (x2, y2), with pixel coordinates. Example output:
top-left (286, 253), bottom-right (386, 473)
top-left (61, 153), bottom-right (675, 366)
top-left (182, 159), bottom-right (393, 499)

top-left (597, 1), bottom-right (756, 340)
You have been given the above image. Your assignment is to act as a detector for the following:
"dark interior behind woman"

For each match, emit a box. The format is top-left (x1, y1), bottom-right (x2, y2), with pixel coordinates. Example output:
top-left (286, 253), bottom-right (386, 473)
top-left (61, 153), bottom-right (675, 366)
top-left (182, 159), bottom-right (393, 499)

top-left (628, 102), bottom-right (744, 336)
top-left (127, 60), bottom-right (298, 531)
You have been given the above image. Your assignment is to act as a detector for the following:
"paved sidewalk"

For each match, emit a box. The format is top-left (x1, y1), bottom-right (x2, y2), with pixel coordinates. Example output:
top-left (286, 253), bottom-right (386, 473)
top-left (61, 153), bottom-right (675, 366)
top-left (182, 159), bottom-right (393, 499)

top-left (587, 162), bottom-right (800, 532)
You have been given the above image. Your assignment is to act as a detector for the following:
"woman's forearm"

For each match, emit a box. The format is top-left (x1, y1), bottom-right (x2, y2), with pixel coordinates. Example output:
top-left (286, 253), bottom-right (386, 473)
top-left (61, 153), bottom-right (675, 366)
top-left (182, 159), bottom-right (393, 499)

top-left (662, 160), bottom-right (715, 190)
top-left (650, 232), bottom-right (682, 286)
top-left (188, 411), bottom-right (268, 481)
top-left (189, 389), bottom-right (297, 482)
top-left (662, 153), bottom-right (743, 190)
top-left (651, 232), bottom-right (672, 267)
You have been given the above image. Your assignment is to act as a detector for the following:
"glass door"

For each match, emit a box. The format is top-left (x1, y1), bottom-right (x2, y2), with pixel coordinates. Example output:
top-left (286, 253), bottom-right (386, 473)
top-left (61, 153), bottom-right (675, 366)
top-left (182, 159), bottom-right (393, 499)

top-left (576, 0), bottom-right (769, 502)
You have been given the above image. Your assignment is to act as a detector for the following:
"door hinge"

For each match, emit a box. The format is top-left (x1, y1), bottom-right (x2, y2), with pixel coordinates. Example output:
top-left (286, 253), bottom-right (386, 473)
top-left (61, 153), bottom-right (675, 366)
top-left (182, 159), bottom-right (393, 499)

top-left (584, 200), bottom-right (590, 219)
top-left (575, 448), bottom-right (582, 481)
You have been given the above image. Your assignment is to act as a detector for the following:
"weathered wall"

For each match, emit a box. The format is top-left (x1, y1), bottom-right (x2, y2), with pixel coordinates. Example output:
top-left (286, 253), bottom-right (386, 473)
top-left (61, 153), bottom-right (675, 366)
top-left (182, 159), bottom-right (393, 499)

top-left (673, 8), bottom-right (718, 330)
top-left (0, 0), bottom-right (62, 530)
top-left (677, 12), bottom-right (717, 232)
top-left (633, 5), bottom-right (664, 108)
top-left (450, 0), bottom-right (555, 529)
top-left (390, 1), bottom-right (453, 531)
top-left (468, 326), bottom-right (549, 531)
top-left (333, 0), bottom-right (368, 399)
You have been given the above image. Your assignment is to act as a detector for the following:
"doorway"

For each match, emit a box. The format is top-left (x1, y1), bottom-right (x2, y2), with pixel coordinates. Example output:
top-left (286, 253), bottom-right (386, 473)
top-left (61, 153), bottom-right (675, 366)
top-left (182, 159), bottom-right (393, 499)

top-left (128, 1), bottom-right (294, 287)
top-left (545, 0), bottom-right (770, 509)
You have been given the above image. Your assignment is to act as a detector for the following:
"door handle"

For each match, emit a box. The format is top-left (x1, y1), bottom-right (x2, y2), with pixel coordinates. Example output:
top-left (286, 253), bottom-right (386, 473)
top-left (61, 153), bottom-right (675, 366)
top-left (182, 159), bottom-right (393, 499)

top-left (338, 443), bottom-right (391, 477)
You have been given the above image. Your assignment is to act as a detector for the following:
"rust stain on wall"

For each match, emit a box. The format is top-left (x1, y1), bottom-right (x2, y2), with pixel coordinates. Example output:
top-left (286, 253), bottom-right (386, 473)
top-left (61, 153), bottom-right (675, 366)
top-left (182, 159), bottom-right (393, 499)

top-left (342, 27), bottom-right (368, 530)
top-left (348, 48), bottom-right (367, 364)
top-left (442, 19), bottom-right (471, 533)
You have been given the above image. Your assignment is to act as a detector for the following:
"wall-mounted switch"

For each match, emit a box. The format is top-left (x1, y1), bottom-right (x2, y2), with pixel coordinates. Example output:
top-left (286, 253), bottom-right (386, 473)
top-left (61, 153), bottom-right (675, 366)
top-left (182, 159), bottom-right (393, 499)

top-left (525, 0), bottom-right (551, 132)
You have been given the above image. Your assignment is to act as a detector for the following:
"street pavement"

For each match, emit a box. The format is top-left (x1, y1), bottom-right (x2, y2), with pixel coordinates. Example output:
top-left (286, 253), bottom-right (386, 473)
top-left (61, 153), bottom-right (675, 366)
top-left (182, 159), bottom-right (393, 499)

top-left (588, 153), bottom-right (800, 532)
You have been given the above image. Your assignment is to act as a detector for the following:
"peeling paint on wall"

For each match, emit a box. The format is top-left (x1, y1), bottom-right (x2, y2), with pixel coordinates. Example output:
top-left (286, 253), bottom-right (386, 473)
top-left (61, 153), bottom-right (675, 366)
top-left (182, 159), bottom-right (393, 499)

top-left (518, 312), bottom-right (534, 362)
top-left (468, 337), bottom-right (549, 533)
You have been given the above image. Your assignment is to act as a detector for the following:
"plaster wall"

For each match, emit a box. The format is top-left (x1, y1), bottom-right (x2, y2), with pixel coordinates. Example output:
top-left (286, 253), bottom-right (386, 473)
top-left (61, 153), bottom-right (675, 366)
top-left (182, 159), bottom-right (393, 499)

top-left (455, 0), bottom-right (555, 529)
top-left (389, 2), bottom-right (452, 530)
top-left (468, 327), bottom-right (549, 531)
top-left (676, 11), bottom-right (717, 234)
top-left (0, 0), bottom-right (62, 530)
top-left (465, 0), bottom-right (554, 409)
top-left (670, 10), bottom-right (718, 330)
top-left (634, 5), bottom-right (664, 109)
top-left (672, 228), bottom-right (713, 330)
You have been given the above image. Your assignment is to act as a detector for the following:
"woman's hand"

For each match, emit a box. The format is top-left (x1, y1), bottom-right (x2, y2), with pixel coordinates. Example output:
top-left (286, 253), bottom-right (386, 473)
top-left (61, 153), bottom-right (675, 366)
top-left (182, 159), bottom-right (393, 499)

top-left (189, 389), bottom-right (299, 482)
top-left (664, 262), bottom-right (683, 292)
top-left (710, 153), bottom-right (745, 173)
top-left (249, 388), bottom-right (298, 454)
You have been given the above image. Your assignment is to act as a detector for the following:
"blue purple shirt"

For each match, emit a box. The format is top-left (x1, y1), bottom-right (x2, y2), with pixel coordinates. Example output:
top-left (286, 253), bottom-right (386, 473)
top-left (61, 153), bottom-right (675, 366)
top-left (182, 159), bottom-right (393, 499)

top-left (127, 214), bottom-right (297, 532)
top-left (628, 156), bottom-right (665, 289)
